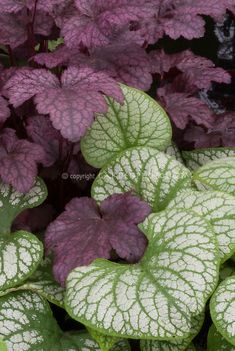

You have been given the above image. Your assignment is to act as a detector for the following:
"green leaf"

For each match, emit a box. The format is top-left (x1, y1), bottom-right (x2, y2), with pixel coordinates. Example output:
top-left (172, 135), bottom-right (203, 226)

top-left (186, 345), bottom-right (196, 351)
top-left (167, 190), bottom-right (235, 263)
top-left (81, 85), bottom-right (172, 168)
top-left (0, 257), bottom-right (65, 308)
top-left (87, 328), bottom-right (121, 351)
top-left (207, 324), bottom-right (235, 351)
top-left (0, 339), bottom-right (7, 351)
top-left (65, 208), bottom-right (219, 340)
top-left (91, 147), bottom-right (192, 211)
top-left (0, 177), bottom-right (47, 235)
top-left (0, 291), bottom-right (130, 351)
top-left (0, 230), bottom-right (43, 291)
top-left (210, 276), bottom-right (235, 346)
top-left (182, 148), bottom-right (235, 171)
top-left (165, 143), bottom-right (184, 163)
top-left (193, 157), bottom-right (235, 195)
top-left (219, 261), bottom-right (235, 281)
top-left (140, 313), bottom-right (203, 351)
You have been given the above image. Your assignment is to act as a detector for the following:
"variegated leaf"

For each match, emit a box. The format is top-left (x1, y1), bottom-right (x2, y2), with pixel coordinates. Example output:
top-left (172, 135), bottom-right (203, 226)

top-left (207, 324), bottom-right (235, 351)
top-left (91, 147), bottom-right (191, 211)
top-left (81, 81), bottom-right (171, 168)
top-left (65, 208), bottom-right (219, 339)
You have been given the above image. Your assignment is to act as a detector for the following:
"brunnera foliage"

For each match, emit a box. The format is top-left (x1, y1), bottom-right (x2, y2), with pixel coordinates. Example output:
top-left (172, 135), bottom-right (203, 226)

top-left (0, 1), bottom-right (235, 351)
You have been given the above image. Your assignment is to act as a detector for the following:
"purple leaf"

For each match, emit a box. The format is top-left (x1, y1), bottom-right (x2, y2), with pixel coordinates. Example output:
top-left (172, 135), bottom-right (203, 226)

top-left (45, 193), bottom-right (151, 285)
top-left (5, 67), bottom-right (123, 142)
top-left (0, 0), bottom-right (25, 13)
top-left (0, 129), bottom-right (45, 193)
top-left (0, 12), bottom-right (27, 48)
top-left (0, 96), bottom-right (10, 123)
top-left (158, 88), bottom-right (214, 129)
top-left (61, 0), bottom-right (155, 48)
top-left (26, 115), bottom-right (69, 167)
top-left (151, 50), bottom-right (231, 90)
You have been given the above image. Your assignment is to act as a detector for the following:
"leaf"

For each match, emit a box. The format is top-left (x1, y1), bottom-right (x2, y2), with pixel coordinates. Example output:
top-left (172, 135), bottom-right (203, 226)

top-left (140, 313), bottom-right (204, 351)
top-left (165, 143), bottom-right (184, 163)
top-left (0, 12), bottom-right (27, 49)
top-left (61, 0), bottom-right (154, 48)
top-left (210, 276), bottom-right (235, 346)
top-left (0, 177), bottom-right (47, 235)
top-left (193, 157), bottom-right (235, 195)
top-left (0, 290), bottom-right (130, 351)
top-left (157, 90), bottom-right (213, 129)
top-left (0, 96), bottom-right (10, 123)
top-left (167, 189), bottom-right (235, 262)
top-left (0, 257), bottom-right (65, 308)
top-left (81, 85), bottom-right (172, 168)
top-left (182, 148), bottom-right (235, 171)
top-left (207, 324), bottom-right (235, 351)
top-left (65, 208), bottom-right (219, 339)
top-left (0, 129), bottom-right (46, 193)
top-left (87, 328), bottom-right (121, 351)
top-left (0, 230), bottom-right (43, 291)
top-left (4, 67), bottom-right (123, 142)
top-left (91, 147), bottom-right (192, 211)
top-left (45, 193), bottom-right (151, 286)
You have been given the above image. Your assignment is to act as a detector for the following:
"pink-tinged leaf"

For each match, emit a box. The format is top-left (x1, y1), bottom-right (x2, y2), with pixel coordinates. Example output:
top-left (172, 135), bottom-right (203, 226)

top-left (164, 13), bottom-right (205, 40)
top-left (0, 13), bottom-right (27, 48)
top-left (184, 125), bottom-right (221, 148)
top-left (0, 129), bottom-right (45, 193)
top-left (0, 96), bottom-right (10, 123)
top-left (34, 10), bottom-right (54, 36)
top-left (0, 0), bottom-right (24, 13)
top-left (5, 67), bottom-right (123, 142)
top-left (180, 0), bottom-right (231, 21)
top-left (33, 45), bottom-right (72, 68)
top-left (62, 0), bottom-right (155, 48)
top-left (151, 50), bottom-right (231, 90)
top-left (4, 68), bottom-right (59, 107)
top-left (26, 115), bottom-right (69, 167)
top-left (158, 88), bottom-right (214, 129)
top-left (45, 193), bottom-right (151, 285)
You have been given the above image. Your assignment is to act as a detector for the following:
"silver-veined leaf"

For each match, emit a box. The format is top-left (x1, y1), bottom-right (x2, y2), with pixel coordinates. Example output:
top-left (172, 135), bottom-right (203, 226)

top-left (0, 230), bottom-right (43, 291)
top-left (0, 177), bottom-right (47, 235)
top-left (65, 208), bottom-right (219, 340)
top-left (193, 157), bottom-right (235, 195)
top-left (165, 143), bottom-right (183, 163)
top-left (140, 313), bottom-right (203, 351)
top-left (210, 276), bottom-right (235, 346)
top-left (0, 291), bottom-right (130, 351)
top-left (91, 147), bottom-right (191, 211)
top-left (167, 190), bottom-right (235, 262)
top-left (182, 148), bottom-right (235, 171)
top-left (81, 85), bottom-right (171, 168)
top-left (207, 324), bottom-right (235, 351)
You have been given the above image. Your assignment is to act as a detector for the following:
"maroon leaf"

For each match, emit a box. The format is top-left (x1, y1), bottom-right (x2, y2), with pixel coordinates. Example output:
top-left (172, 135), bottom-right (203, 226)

top-left (45, 193), bottom-right (151, 285)
top-left (0, 129), bottom-right (45, 193)
top-left (4, 67), bottom-right (123, 142)
top-left (158, 88), bottom-right (214, 129)
top-left (0, 12), bottom-right (27, 48)
top-left (61, 0), bottom-right (155, 48)
top-left (0, 96), bottom-right (10, 123)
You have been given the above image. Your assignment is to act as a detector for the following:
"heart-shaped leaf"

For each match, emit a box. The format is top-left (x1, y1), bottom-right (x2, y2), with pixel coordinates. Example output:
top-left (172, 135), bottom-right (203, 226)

top-left (193, 157), bottom-right (235, 195)
top-left (0, 257), bottom-right (65, 308)
top-left (140, 313), bottom-right (204, 351)
top-left (65, 208), bottom-right (219, 340)
top-left (182, 148), bottom-right (235, 171)
top-left (165, 143), bottom-right (183, 163)
top-left (91, 147), bottom-right (192, 211)
top-left (0, 230), bottom-right (43, 291)
top-left (207, 324), bottom-right (235, 351)
top-left (87, 328), bottom-right (128, 351)
top-left (167, 190), bottom-right (235, 262)
top-left (81, 85), bottom-right (172, 168)
top-left (0, 177), bottom-right (47, 235)
top-left (210, 276), bottom-right (235, 346)
top-left (0, 290), bottom-right (130, 351)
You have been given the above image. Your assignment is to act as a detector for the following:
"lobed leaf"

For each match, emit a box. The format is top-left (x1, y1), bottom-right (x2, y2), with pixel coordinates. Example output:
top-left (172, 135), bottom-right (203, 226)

top-left (91, 147), bottom-right (192, 211)
top-left (210, 276), bottom-right (235, 346)
top-left (193, 157), bottom-right (235, 195)
top-left (167, 190), bottom-right (235, 262)
top-left (81, 85), bottom-right (172, 168)
top-left (65, 208), bottom-right (219, 339)
top-left (182, 148), bottom-right (235, 171)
